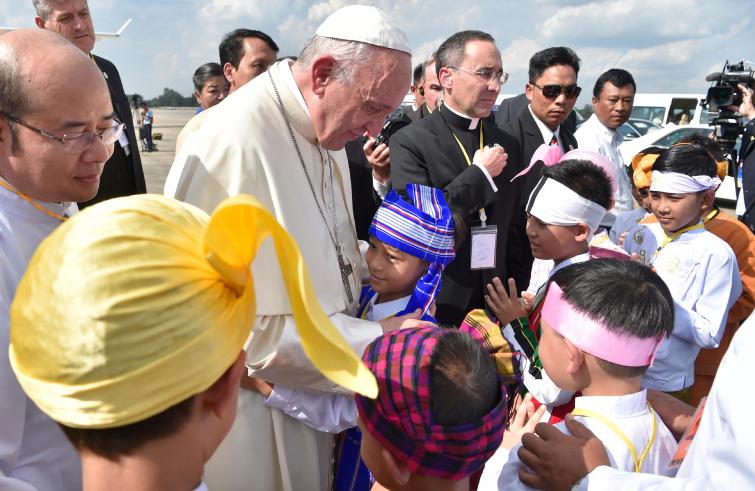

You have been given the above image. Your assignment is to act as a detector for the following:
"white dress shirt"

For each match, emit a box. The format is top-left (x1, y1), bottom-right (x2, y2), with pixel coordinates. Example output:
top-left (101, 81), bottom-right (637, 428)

top-left (576, 114), bottom-right (634, 227)
top-left (0, 180), bottom-right (81, 491)
top-left (577, 314), bottom-right (755, 490)
top-left (483, 390), bottom-right (678, 490)
top-left (528, 105), bottom-right (562, 150)
top-left (623, 222), bottom-right (742, 391)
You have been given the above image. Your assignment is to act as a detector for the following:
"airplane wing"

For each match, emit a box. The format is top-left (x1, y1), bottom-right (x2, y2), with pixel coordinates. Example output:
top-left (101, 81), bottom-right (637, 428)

top-left (0, 19), bottom-right (131, 39)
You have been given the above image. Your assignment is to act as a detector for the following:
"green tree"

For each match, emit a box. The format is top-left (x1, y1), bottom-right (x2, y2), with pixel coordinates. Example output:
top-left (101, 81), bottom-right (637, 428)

top-left (150, 88), bottom-right (195, 108)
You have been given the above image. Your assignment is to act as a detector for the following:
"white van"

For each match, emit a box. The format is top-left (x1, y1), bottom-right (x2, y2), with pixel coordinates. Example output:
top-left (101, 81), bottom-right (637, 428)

top-left (631, 93), bottom-right (709, 126)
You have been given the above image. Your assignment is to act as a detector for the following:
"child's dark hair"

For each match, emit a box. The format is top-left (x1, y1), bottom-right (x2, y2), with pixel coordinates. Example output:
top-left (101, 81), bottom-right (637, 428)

top-left (549, 259), bottom-right (674, 378)
top-left (542, 159), bottom-right (612, 209)
top-left (429, 330), bottom-right (500, 426)
top-left (59, 396), bottom-right (196, 461)
top-left (653, 142), bottom-right (717, 178)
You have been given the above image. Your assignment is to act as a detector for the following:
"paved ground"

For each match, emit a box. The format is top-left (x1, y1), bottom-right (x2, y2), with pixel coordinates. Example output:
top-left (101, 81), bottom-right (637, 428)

top-left (134, 107), bottom-right (195, 193)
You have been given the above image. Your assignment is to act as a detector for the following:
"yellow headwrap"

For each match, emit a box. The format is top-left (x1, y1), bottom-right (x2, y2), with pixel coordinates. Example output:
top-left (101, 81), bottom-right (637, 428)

top-left (9, 194), bottom-right (377, 429)
top-left (632, 143), bottom-right (728, 189)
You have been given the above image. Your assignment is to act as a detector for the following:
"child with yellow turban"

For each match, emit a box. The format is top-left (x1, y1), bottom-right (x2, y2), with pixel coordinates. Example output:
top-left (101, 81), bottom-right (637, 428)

top-left (8, 194), bottom-right (376, 491)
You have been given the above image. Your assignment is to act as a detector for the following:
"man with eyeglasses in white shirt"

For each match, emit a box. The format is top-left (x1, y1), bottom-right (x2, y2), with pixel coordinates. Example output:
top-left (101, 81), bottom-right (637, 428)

top-left (0, 29), bottom-right (118, 491)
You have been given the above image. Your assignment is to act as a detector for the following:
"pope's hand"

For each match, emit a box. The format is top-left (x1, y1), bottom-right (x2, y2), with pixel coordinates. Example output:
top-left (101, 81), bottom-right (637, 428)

top-left (379, 309), bottom-right (435, 333)
top-left (473, 145), bottom-right (508, 178)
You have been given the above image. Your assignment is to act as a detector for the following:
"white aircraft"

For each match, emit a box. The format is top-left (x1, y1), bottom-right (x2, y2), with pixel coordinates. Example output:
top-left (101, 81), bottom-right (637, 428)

top-left (0, 18), bottom-right (131, 40)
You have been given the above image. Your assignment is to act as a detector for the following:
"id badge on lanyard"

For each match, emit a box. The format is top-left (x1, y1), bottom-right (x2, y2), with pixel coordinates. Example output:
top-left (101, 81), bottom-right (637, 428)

top-left (470, 208), bottom-right (497, 270)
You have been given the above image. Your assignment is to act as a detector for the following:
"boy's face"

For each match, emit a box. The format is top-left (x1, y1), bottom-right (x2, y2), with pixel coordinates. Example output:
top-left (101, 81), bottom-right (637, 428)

top-left (649, 191), bottom-right (703, 233)
top-left (366, 237), bottom-right (428, 301)
top-left (632, 186), bottom-right (651, 212)
top-left (526, 214), bottom-right (586, 262)
top-left (538, 319), bottom-right (579, 393)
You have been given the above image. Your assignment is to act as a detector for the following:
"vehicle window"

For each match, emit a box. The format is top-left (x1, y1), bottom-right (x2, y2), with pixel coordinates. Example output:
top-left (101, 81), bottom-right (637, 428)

top-left (618, 123), bottom-right (641, 140)
top-left (667, 98), bottom-right (698, 124)
top-left (653, 128), bottom-right (712, 147)
top-left (631, 106), bottom-right (666, 125)
top-left (630, 120), bottom-right (661, 135)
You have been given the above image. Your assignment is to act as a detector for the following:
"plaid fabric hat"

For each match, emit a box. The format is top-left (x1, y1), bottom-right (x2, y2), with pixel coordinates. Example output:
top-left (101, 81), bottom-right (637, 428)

top-left (355, 327), bottom-right (506, 481)
top-left (459, 309), bottom-right (522, 386)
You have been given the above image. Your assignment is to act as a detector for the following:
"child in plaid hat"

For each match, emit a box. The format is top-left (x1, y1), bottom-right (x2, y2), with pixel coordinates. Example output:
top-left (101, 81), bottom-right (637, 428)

top-left (355, 327), bottom-right (507, 490)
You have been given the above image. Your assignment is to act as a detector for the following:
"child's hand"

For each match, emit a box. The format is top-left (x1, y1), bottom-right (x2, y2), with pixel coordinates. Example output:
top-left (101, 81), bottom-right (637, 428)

top-left (485, 277), bottom-right (527, 325)
top-left (502, 393), bottom-right (547, 450)
top-left (521, 292), bottom-right (535, 313)
top-left (379, 309), bottom-right (435, 333)
top-left (618, 231), bottom-right (628, 247)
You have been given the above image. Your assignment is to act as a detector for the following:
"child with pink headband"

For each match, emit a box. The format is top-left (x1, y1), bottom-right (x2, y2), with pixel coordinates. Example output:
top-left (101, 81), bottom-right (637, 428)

top-left (485, 259), bottom-right (679, 489)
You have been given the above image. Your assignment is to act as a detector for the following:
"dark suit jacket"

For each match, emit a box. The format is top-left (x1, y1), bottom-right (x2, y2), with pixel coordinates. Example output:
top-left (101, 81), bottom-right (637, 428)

top-left (79, 55), bottom-right (146, 208)
top-left (495, 93), bottom-right (578, 134)
top-left (390, 104), bottom-right (521, 325)
top-left (740, 122), bottom-right (755, 232)
top-left (408, 103), bottom-right (432, 122)
top-left (501, 107), bottom-right (579, 291)
top-left (345, 139), bottom-right (381, 241)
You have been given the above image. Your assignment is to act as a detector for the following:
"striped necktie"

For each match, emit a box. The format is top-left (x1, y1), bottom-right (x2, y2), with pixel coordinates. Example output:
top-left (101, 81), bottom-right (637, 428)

top-left (549, 134), bottom-right (558, 146)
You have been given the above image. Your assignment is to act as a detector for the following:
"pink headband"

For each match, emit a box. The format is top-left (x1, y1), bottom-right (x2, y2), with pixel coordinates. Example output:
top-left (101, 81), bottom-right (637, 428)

top-left (511, 144), bottom-right (618, 195)
top-left (541, 282), bottom-right (662, 367)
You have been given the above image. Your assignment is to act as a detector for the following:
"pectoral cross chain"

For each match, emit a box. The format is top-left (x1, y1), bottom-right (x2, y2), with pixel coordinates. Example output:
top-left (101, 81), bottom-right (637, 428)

top-left (337, 247), bottom-right (354, 304)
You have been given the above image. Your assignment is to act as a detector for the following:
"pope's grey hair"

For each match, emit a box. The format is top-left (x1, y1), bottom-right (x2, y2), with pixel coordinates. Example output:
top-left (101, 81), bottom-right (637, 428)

top-left (297, 35), bottom-right (374, 84)
top-left (32, 0), bottom-right (89, 20)
top-left (0, 44), bottom-right (30, 150)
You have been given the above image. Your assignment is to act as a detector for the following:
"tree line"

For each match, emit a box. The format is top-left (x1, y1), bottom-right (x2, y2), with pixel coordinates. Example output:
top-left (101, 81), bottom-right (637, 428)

top-left (128, 88), bottom-right (196, 108)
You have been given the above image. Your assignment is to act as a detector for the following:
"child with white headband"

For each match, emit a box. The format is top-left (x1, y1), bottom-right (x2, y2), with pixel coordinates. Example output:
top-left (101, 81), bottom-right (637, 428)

top-left (486, 259), bottom-right (679, 489)
top-left (622, 142), bottom-right (741, 401)
top-left (484, 150), bottom-right (614, 423)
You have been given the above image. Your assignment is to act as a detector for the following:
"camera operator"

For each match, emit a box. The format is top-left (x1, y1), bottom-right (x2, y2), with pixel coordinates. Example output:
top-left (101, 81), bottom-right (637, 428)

top-left (735, 83), bottom-right (755, 232)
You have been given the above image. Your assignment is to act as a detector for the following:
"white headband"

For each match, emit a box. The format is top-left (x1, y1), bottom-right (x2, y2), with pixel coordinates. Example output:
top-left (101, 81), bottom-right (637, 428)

top-left (649, 171), bottom-right (721, 194)
top-left (527, 177), bottom-right (607, 232)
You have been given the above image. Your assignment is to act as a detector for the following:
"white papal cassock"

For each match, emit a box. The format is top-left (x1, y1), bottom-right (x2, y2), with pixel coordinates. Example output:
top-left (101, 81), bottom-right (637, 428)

top-left (165, 60), bottom-right (382, 490)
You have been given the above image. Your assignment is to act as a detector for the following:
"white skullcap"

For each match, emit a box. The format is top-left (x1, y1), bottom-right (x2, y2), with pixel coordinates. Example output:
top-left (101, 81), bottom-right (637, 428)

top-left (315, 5), bottom-right (411, 55)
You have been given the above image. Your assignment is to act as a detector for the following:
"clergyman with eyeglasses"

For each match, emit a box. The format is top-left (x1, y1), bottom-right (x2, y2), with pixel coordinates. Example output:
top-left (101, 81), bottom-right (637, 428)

top-left (0, 28), bottom-right (119, 490)
top-left (390, 30), bottom-right (522, 326)
top-left (500, 46), bottom-right (582, 291)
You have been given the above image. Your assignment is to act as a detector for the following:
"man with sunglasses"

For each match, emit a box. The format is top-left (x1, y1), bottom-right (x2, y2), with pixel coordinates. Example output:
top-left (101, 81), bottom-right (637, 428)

top-left (409, 53), bottom-right (443, 121)
top-left (34, 0), bottom-right (146, 207)
top-left (501, 46), bottom-right (582, 291)
top-left (576, 68), bottom-right (637, 229)
top-left (0, 29), bottom-right (118, 490)
top-left (390, 30), bottom-right (520, 325)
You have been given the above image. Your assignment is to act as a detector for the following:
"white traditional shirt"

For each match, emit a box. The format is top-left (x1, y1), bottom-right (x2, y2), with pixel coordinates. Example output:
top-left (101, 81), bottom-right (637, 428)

top-left (575, 114), bottom-right (634, 228)
top-left (623, 222), bottom-right (741, 391)
top-left (578, 313), bottom-right (755, 490)
top-left (263, 294), bottom-right (411, 434)
top-left (483, 390), bottom-right (678, 490)
top-left (0, 180), bottom-right (81, 491)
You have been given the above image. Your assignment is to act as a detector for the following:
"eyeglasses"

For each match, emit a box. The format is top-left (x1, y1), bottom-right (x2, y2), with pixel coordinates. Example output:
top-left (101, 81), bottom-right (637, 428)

top-left (0, 111), bottom-right (124, 154)
top-left (531, 83), bottom-right (582, 99)
top-left (450, 67), bottom-right (509, 86)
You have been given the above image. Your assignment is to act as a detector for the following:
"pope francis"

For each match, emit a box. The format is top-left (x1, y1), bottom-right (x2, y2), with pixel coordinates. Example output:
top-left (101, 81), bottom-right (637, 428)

top-left (165, 5), bottom-right (413, 490)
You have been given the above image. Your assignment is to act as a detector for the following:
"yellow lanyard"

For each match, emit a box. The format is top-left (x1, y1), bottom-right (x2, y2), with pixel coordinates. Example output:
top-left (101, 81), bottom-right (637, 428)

top-left (651, 222), bottom-right (705, 262)
top-left (0, 180), bottom-right (68, 222)
top-left (703, 208), bottom-right (718, 224)
top-left (571, 403), bottom-right (657, 473)
top-left (450, 121), bottom-right (487, 224)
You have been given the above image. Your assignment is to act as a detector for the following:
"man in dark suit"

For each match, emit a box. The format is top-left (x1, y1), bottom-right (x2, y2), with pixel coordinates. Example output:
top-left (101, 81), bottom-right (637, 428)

top-left (390, 30), bottom-right (518, 325)
top-left (496, 92), bottom-right (578, 133)
top-left (34, 0), bottom-right (146, 207)
top-left (408, 54), bottom-right (442, 122)
top-left (501, 47), bottom-right (581, 290)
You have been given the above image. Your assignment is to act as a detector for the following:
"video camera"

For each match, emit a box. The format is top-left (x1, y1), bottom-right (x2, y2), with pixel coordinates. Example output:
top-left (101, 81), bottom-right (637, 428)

top-left (701, 60), bottom-right (755, 151)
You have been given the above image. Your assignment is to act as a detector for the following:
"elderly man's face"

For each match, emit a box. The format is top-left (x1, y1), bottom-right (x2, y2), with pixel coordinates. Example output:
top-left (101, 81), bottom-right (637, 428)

top-left (1, 65), bottom-right (113, 203)
top-left (226, 37), bottom-right (278, 92)
top-left (37, 0), bottom-right (96, 53)
top-left (310, 49), bottom-right (411, 150)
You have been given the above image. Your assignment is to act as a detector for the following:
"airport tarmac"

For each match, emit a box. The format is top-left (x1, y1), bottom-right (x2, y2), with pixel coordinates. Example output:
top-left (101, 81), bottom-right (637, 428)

top-left (134, 107), bottom-right (195, 193)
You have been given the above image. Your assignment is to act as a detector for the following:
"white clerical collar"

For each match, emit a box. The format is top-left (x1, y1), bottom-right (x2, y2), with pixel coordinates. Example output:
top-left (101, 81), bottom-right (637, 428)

top-left (279, 60), bottom-right (310, 117)
top-left (549, 251), bottom-right (590, 278)
top-left (369, 294), bottom-right (411, 321)
top-left (528, 104), bottom-right (560, 147)
top-left (574, 389), bottom-right (648, 418)
top-left (0, 176), bottom-right (77, 219)
top-left (443, 102), bottom-right (480, 130)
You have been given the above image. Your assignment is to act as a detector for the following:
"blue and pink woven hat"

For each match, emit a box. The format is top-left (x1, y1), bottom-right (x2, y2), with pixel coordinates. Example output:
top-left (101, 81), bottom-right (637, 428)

top-left (369, 184), bottom-right (455, 321)
top-left (355, 327), bottom-right (507, 481)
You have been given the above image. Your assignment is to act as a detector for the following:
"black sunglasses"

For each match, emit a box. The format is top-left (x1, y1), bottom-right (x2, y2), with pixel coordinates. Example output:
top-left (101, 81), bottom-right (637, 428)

top-left (531, 83), bottom-right (581, 99)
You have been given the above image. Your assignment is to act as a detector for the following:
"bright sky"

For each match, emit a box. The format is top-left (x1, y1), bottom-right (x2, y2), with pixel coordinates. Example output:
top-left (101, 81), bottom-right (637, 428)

top-left (2, 0), bottom-right (754, 106)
